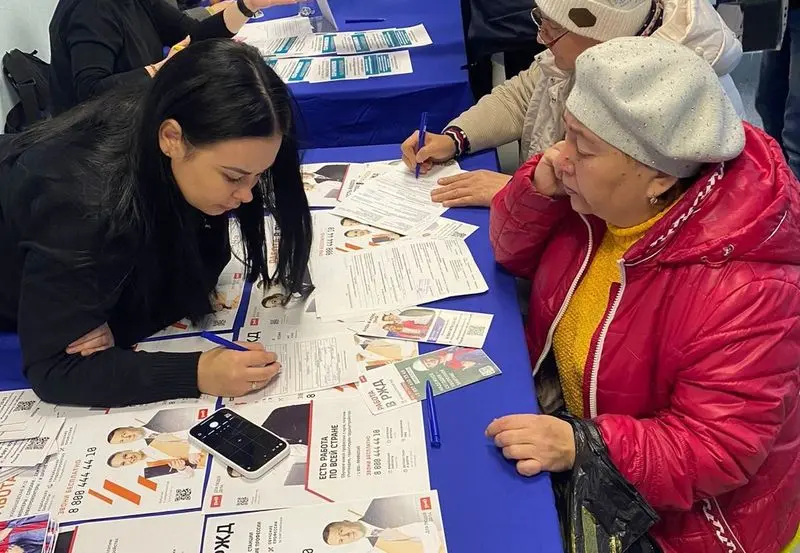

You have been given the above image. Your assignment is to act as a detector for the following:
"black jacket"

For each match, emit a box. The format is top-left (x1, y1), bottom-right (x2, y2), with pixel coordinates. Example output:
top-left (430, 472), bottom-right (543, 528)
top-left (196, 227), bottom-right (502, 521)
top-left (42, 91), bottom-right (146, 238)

top-left (48, 0), bottom-right (232, 115)
top-left (466, 0), bottom-right (538, 58)
top-left (0, 138), bottom-right (230, 407)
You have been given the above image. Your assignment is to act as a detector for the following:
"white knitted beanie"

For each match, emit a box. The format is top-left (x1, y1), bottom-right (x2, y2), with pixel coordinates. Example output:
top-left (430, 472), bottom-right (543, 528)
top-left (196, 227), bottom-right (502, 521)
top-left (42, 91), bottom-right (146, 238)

top-left (535, 0), bottom-right (651, 42)
top-left (565, 37), bottom-right (745, 178)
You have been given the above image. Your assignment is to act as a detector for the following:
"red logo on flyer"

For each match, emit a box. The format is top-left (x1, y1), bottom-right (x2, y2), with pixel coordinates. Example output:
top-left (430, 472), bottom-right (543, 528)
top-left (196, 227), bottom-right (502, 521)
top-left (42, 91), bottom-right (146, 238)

top-left (211, 495), bottom-right (222, 508)
top-left (250, 318), bottom-right (259, 326)
top-left (198, 409), bottom-right (208, 419)
top-left (234, 273), bottom-right (242, 279)
top-left (419, 497), bottom-right (432, 510)
top-left (359, 375), bottom-right (367, 383)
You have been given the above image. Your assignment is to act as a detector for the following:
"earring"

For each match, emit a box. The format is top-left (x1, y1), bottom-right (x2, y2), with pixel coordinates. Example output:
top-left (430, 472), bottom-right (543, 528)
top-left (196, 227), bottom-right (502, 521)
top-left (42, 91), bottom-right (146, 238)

top-left (648, 195), bottom-right (659, 206)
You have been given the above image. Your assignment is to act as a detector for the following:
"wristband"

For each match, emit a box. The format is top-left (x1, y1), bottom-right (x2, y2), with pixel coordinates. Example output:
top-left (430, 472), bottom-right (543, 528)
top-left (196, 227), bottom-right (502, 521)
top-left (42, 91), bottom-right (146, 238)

top-left (443, 126), bottom-right (470, 158)
top-left (236, 0), bottom-right (256, 18)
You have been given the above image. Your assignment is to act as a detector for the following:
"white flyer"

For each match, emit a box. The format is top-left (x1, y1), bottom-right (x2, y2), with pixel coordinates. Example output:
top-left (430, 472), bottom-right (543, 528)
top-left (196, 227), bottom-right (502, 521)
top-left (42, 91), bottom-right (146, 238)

top-left (149, 260), bottom-right (245, 338)
top-left (204, 395), bottom-right (429, 516)
top-left (0, 417), bottom-right (64, 468)
top-left (414, 217), bottom-right (479, 240)
top-left (351, 307), bottom-right (493, 348)
top-left (335, 24), bottom-right (433, 54)
top-left (301, 162), bottom-right (364, 207)
top-left (0, 405), bottom-right (212, 522)
top-left (313, 239), bottom-right (488, 320)
top-left (202, 491), bottom-right (447, 553)
top-left (307, 50), bottom-right (414, 83)
top-left (227, 333), bottom-right (359, 404)
top-left (234, 16), bottom-right (314, 46)
top-left (330, 163), bottom-right (462, 235)
top-left (0, 390), bottom-right (42, 427)
top-left (311, 210), bottom-right (404, 260)
top-left (266, 57), bottom-right (315, 83)
top-left (338, 160), bottom-right (397, 200)
top-left (54, 512), bottom-right (203, 553)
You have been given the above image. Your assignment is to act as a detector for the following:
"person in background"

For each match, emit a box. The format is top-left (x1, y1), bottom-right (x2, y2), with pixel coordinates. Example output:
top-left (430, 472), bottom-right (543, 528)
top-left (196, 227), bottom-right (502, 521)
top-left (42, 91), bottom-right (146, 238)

top-left (164, 0), bottom-right (235, 21)
top-left (48, 0), bottom-right (297, 115)
top-left (756, 2), bottom-right (800, 179)
top-left (0, 40), bottom-right (312, 407)
top-left (401, 0), bottom-right (745, 208)
top-left (487, 37), bottom-right (799, 553)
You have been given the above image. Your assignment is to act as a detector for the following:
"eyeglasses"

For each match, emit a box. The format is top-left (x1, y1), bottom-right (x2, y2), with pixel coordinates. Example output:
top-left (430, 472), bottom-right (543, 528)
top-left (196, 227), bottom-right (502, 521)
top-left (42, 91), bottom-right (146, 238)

top-left (531, 5), bottom-right (568, 47)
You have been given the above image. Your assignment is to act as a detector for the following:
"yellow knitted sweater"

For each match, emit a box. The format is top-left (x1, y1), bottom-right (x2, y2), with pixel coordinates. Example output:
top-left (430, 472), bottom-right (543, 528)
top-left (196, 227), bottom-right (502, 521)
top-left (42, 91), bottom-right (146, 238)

top-left (553, 209), bottom-right (671, 417)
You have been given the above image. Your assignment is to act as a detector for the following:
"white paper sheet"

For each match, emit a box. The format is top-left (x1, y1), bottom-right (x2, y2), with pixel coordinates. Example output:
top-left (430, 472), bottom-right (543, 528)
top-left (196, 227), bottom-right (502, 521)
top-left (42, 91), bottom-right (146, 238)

top-left (0, 417), bottom-right (64, 467)
top-left (301, 162), bottom-right (364, 207)
top-left (351, 307), bottom-right (493, 348)
top-left (313, 239), bottom-right (488, 320)
top-left (414, 217), bottom-right (479, 240)
top-left (335, 24), bottom-right (433, 54)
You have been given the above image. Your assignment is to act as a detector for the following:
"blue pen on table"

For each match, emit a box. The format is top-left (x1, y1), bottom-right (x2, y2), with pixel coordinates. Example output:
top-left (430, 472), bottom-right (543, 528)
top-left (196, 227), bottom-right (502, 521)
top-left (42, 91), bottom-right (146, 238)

top-left (344, 18), bottom-right (386, 23)
top-left (425, 381), bottom-right (441, 448)
top-left (199, 331), bottom-right (248, 352)
top-left (415, 111), bottom-right (428, 179)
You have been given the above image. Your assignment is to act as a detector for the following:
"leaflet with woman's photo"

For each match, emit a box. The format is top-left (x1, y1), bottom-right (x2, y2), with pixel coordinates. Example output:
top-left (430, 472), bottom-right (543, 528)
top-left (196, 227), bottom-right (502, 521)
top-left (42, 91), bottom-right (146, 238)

top-left (301, 163), bottom-right (364, 207)
top-left (312, 210), bottom-right (405, 259)
top-left (148, 259), bottom-right (246, 338)
top-left (201, 491), bottom-right (447, 553)
top-left (53, 512), bottom-right (203, 553)
top-left (313, 239), bottom-right (488, 321)
top-left (203, 394), bottom-right (429, 514)
top-left (351, 308), bottom-right (493, 348)
top-left (0, 406), bottom-right (211, 523)
top-left (0, 512), bottom-right (58, 553)
top-left (359, 347), bottom-right (502, 415)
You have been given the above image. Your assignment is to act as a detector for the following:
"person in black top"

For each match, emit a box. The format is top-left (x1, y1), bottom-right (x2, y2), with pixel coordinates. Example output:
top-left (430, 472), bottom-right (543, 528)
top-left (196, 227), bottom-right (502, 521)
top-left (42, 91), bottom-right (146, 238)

top-left (49, 0), bottom-right (297, 115)
top-left (0, 40), bottom-right (312, 407)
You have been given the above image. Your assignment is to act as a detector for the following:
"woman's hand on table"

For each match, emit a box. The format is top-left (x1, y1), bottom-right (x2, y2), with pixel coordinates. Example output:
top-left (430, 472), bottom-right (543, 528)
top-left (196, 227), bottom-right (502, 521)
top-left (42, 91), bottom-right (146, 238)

top-left (430, 170), bottom-right (511, 207)
top-left (66, 323), bottom-right (115, 356)
top-left (486, 414), bottom-right (576, 477)
top-left (197, 341), bottom-right (281, 397)
top-left (401, 131), bottom-right (457, 175)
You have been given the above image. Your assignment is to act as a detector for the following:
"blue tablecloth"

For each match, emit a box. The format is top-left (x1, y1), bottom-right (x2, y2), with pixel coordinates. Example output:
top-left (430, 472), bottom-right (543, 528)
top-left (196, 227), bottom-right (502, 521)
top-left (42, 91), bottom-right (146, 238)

top-left (302, 144), bottom-right (563, 553)
top-left (252, 0), bottom-right (474, 148)
top-left (0, 144), bottom-right (564, 553)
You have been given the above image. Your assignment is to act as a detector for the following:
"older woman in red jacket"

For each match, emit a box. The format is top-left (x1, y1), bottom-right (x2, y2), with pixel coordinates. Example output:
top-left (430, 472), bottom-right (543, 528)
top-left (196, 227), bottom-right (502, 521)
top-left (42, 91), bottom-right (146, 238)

top-left (486, 37), bottom-right (800, 553)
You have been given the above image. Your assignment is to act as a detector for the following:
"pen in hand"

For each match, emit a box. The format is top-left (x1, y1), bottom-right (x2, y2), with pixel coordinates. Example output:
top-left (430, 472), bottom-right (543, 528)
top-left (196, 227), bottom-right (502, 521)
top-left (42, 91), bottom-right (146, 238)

top-left (415, 112), bottom-right (428, 179)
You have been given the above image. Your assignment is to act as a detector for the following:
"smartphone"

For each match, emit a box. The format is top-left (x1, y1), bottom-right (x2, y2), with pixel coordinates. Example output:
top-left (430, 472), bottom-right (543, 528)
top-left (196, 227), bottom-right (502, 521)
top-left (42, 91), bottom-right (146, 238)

top-left (189, 408), bottom-right (289, 480)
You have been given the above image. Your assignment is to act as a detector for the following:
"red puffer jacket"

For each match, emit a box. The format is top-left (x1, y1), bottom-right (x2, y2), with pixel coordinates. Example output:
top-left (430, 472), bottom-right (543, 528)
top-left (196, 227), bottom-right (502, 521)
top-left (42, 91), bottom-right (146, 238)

top-left (490, 124), bottom-right (800, 553)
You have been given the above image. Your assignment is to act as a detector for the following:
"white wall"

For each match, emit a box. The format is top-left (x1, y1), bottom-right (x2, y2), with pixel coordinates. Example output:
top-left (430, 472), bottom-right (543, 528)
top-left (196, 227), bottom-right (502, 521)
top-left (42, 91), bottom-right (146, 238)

top-left (0, 0), bottom-right (60, 131)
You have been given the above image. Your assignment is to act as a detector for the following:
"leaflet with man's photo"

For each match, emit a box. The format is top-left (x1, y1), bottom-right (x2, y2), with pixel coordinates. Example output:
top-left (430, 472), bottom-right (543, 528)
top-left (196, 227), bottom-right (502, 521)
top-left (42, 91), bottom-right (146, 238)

top-left (351, 308), bottom-right (493, 348)
top-left (311, 210), bottom-right (405, 260)
top-left (53, 512), bottom-right (203, 553)
top-left (301, 163), bottom-right (364, 207)
top-left (0, 512), bottom-right (58, 553)
top-left (203, 394), bottom-right (429, 514)
top-left (359, 347), bottom-right (502, 415)
top-left (201, 491), bottom-right (447, 553)
top-left (0, 406), bottom-right (211, 523)
top-left (313, 239), bottom-right (489, 321)
top-left (148, 259), bottom-right (246, 338)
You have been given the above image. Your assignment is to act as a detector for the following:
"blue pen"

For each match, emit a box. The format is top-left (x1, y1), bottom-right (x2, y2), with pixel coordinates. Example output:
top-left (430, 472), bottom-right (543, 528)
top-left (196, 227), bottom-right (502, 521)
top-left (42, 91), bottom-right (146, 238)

top-left (415, 112), bottom-right (428, 179)
top-left (345, 18), bottom-right (386, 23)
top-left (200, 331), bottom-right (248, 352)
top-left (425, 381), bottom-right (441, 448)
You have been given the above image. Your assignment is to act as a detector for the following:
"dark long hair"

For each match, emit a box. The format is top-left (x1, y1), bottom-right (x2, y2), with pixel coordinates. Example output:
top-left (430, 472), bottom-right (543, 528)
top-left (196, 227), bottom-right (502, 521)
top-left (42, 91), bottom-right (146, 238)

top-left (2, 40), bottom-right (311, 319)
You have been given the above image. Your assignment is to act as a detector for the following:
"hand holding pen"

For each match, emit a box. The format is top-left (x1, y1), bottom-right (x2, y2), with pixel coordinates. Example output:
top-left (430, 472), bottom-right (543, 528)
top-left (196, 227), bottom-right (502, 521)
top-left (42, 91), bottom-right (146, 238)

top-left (196, 332), bottom-right (281, 397)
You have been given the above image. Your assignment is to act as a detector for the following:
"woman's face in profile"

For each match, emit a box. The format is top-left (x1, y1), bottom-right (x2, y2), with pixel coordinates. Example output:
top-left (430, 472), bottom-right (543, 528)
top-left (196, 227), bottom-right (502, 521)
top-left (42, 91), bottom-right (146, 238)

top-left (160, 119), bottom-right (283, 216)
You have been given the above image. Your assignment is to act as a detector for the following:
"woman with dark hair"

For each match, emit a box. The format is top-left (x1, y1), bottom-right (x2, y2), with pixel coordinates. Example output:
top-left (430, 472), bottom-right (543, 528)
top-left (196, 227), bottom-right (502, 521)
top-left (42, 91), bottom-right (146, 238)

top-left (49, 0), bottom-right (296, 115)
top-left (0, 39), bottom-right (312, 408)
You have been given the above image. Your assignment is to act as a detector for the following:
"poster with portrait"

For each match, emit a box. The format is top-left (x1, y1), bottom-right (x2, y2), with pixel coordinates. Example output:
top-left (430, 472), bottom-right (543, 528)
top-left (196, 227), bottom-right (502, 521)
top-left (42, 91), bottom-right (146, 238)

top-left (358, 347), bottom-right (502, 414)
top-left (351, 308), bottom-right (493, 348)
top-left (301, 163), bottom-right (364, 207)
top-left (53, 512), bottom-right (203, 553)
top-left (201, 491), bottom-right (447, 553)
top-left (311, 210), bottom-right (405, 259)
top-left (0, 406), bottom-right (211, 523)
top-left (0, 512), bottom-right (57, 553)
top-left (204, 394), bottom-right (429, 515)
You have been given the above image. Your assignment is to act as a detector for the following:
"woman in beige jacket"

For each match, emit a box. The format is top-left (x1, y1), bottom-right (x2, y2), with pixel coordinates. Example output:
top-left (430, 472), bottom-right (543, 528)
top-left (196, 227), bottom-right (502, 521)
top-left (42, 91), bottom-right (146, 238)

top-left (401, 0), bottom-right (745, 207)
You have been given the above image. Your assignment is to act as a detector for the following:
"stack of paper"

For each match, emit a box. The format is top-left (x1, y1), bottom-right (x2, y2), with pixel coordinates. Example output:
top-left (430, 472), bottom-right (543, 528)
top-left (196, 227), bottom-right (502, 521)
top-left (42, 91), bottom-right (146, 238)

top-left (0, 391), bottom-right (65, 482)
top-left (267, 50), bottom-right (413, 83)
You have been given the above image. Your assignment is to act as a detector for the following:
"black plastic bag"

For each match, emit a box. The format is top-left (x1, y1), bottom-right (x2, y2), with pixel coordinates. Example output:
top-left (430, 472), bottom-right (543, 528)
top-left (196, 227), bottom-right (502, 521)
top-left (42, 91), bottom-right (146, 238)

top-left (552, 415), bottom-right (660, 553)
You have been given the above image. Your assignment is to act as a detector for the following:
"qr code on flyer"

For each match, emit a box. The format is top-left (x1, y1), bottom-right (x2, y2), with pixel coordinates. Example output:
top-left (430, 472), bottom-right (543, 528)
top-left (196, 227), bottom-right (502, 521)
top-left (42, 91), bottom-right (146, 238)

top-left (236, 497), bottom-right (249, 507)
top-left (175, 488), bottom-right (192, 502)
top-left (25, 437), bottom-right (49, 450)
top-left (12, 400), bottom-right (35, 413)
top-left (465, 325), bottom-right (484, 336)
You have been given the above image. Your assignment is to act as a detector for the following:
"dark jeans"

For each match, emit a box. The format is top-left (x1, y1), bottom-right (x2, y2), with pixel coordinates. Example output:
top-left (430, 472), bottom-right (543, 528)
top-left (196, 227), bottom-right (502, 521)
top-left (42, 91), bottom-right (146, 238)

top-left (757, 8), bottom-right (800, 178)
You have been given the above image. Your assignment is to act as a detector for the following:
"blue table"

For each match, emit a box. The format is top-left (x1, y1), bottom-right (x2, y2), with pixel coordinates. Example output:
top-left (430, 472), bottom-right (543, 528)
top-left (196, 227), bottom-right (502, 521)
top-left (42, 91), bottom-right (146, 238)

top-left (0, 144), bottom-right (563, 553)
top-left (251, 0), bottom-right (474, 148)
top-left (303, 144), bottom-right (563, 553)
